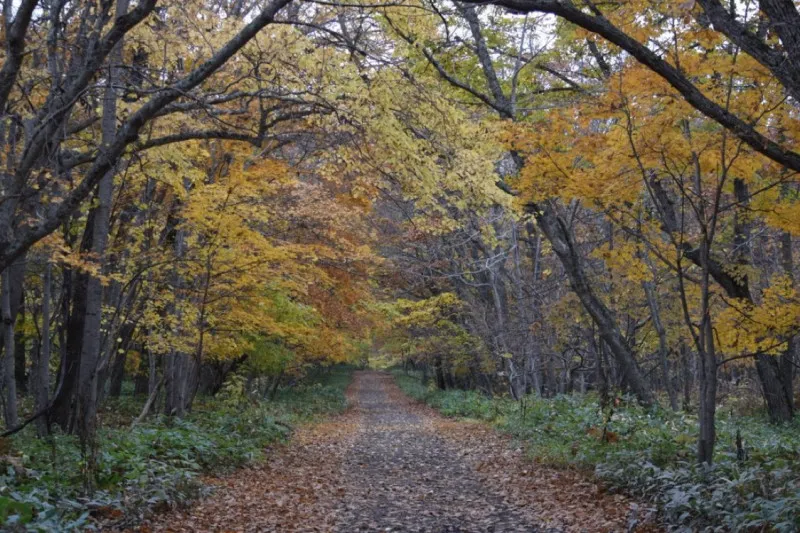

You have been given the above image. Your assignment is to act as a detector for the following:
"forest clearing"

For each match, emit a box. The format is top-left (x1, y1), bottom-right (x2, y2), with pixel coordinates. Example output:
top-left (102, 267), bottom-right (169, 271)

top-left (1, 0), bottom-right (800, 530)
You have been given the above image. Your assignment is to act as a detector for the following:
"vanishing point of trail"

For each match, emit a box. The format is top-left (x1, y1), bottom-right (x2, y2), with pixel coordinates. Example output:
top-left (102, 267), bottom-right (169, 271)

top-left (147, 372), bottom-right (645, 532)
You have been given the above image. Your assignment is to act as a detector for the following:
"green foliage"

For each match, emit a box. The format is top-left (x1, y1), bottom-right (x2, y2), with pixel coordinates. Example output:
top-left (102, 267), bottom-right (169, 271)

top-left (0, 366), bottom-right (353, 531)
top-left (394, 370), bottom-right (800, 531)
top-left (395, 372), bottom-right (502, 421)
top-left (242, 336), bottom-right (295, 377)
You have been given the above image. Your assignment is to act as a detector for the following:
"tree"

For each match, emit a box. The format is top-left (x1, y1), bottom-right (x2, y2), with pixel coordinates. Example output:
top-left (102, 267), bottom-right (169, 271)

top-left (379, 1), bottom-right (656, 406)
top-left (462, 0), bottom-right (800, 173)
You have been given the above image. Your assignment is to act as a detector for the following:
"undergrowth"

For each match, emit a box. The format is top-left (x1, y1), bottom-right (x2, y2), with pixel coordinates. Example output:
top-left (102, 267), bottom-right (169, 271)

top-left (393, 370), bottom-right (800, 532)
top-left (0, 365), bottom-right (352, 531)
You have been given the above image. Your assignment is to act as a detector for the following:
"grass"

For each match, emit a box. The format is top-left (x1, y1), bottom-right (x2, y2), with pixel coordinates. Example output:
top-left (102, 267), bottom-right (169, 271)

top-left (393, 370), bottom-right (800, 531)
top-left (0, 365), bottom-right (354, 532)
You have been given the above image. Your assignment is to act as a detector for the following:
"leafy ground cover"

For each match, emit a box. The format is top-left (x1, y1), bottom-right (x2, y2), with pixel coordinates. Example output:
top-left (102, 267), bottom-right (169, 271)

top-left (394, 370), bottom-right (800, 532)
top-left (152, 371), bottom-right (644, 532)
top-left (0, 366), bottom-right (353, 532)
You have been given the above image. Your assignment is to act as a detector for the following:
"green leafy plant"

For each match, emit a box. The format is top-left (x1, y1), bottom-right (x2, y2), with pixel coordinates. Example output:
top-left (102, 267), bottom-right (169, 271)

top-left (1, 366), bottom-right (353, 531)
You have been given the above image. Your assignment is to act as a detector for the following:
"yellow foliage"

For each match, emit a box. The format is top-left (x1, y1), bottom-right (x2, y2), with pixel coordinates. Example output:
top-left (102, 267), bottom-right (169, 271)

top-left (717, 276), bottom-right (800, 358)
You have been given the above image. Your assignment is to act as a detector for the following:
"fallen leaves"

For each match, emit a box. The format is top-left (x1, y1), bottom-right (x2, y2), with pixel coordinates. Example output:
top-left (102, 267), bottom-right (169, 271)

top-left (424, 405), bottom-right (660, 531)
top-left (131, 373), bottom-right (660, 532)
top-left (134, 400), bottom-right (360, 532)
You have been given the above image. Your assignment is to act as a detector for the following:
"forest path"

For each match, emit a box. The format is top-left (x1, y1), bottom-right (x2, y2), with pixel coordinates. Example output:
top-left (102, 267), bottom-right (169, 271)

top-left (335, 372), bottom-right (540, 532)
top-left (144, 372), bottom-right (647, 532)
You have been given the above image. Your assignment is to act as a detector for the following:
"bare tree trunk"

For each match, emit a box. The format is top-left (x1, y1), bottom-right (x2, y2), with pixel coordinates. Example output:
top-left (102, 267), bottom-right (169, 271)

top-left (14, 305), bottom-right (26, 394)
top-left (643, 280), bottom-right (678, 410)
top-left (530, 200), bottom-right (655, 406)
top-left (108, 349), bottom-right (127, 398)
top-left (681, 236), bottom-right (718, 464)
top-left (780, 230), bottom-right (795, 412)
top-left (132, 376), bottom-right (165, 426)
top-left (756, 354), bottom-right (793, 423)
top-left (51, 261), bottom-right (86, 431)
top-left (697, 318), bottom-right (717, 464)
top-left (681, 341), bottom-right (693, 410)
top-left (187, 260), bottom-right (212, 408)
top-left (33, 262), bottom-right (52, 436)
top-left (133, 353), bottom-right (149, 396)
top-left (76, 0), bottom-right (130, 475)
top-left (1, 269), bottom-right (18, 428)
top-left (269, 371), bottom-right (283, 400)
top-left (525, 222), bottom-right (543, 395)
top-left (148, 349), bottom-right (157, 396)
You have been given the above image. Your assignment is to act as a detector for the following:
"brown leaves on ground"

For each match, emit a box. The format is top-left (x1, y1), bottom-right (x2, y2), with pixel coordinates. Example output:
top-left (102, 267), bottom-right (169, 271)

top-left (134, 387), bottom-right (361, 533)
top-left (384, 377), bottom-right (659, 532)
top-left (130, 373), bottom-right (660, 532)
top-left (431, 418), bottom-right (658, 532)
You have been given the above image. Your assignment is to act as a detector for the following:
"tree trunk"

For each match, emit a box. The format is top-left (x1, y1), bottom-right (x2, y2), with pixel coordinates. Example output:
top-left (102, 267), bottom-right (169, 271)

top-left (756, 354), bottom-right (793, 423)
top-left (269, 372), bottom-right (283, 400)
top-left (134, 353), bottom-right (149, 396)
top-left (76, 0), bottom-right (130, 463)
top-left (1, 270), bottom-right (19, 428)
top-left (529, 200), bottom-right (655, 406)
top-left (33, 262), bottom-right (52, 436)
top-left (643, 280), bottom-right (678, 410)
top-left (681, 341), bottom-right (693, 410)
top-left (148, 349), bottom-right (157, 398)
top-left (697, 319), bottom-right (717, 464)
top-left (105, 321), bottom-right (136, 399)
top-left (434, 356), bottom-right (447, 390)
top-left (0, 256), bottom-right (25, 429)
top-left (524, 222), bottom-right (544, 396)
top-left (14, 306), bottom-right (26, 394)
top-left (51, 225), bottom-right (90, 431)
top-left (780, 230), bottom-right (795, 413)
top-left (108, 350), bottom-right (127, 398)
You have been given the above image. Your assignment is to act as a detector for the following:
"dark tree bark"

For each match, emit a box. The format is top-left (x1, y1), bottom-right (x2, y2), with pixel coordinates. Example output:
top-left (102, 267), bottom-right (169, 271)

top-left (133, 353), bottom-right (149, 396)
top-left (697, 318), bottom-right (718, 464)
top-left (1, 269), bottom-right (18, 428)
top-left (199, 356), bottom-right (248, 396)
top-left (779, 230), bottom-right (795, 412)
top-left (108, 348), bottom-right (127, 398)
top-left (51, 259), bottom-right (88, 431)
top-left (0, 257), bottom-right (26, 409)
top-left (33, 263), bottom-right (52, 436)
top-left (76, 0), bottom-right (131, 462)
top-left (681, 341), bottom-right (693, 410)
top-left (644, 280), bottom-right (678, 411)
top-left (756, 355), bottom-right (793, 422)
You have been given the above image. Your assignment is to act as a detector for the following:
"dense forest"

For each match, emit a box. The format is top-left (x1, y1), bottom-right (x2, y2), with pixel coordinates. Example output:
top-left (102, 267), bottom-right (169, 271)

top-left (0, 0), bottom-right (799, 529)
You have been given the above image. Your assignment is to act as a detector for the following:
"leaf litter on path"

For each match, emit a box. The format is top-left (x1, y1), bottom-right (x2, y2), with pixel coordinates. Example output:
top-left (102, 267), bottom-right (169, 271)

top-left (134, 372), bottom-right (659, 532)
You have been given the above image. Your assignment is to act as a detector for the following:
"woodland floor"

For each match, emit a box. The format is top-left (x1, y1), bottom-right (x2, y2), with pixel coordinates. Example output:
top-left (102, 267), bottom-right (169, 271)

top-left (136, 372), bottom-right (654, 532)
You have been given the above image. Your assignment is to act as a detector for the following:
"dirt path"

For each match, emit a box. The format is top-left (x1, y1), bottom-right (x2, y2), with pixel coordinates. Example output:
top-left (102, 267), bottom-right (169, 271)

top-left (143, 372), bottom-right (653, 532)
top-left (336, 373), bottom-right (542, 532)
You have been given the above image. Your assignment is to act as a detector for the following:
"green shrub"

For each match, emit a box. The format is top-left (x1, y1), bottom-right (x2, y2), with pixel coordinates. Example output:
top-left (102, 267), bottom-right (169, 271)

top-left (1, 365), bottom-right (353, 531)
